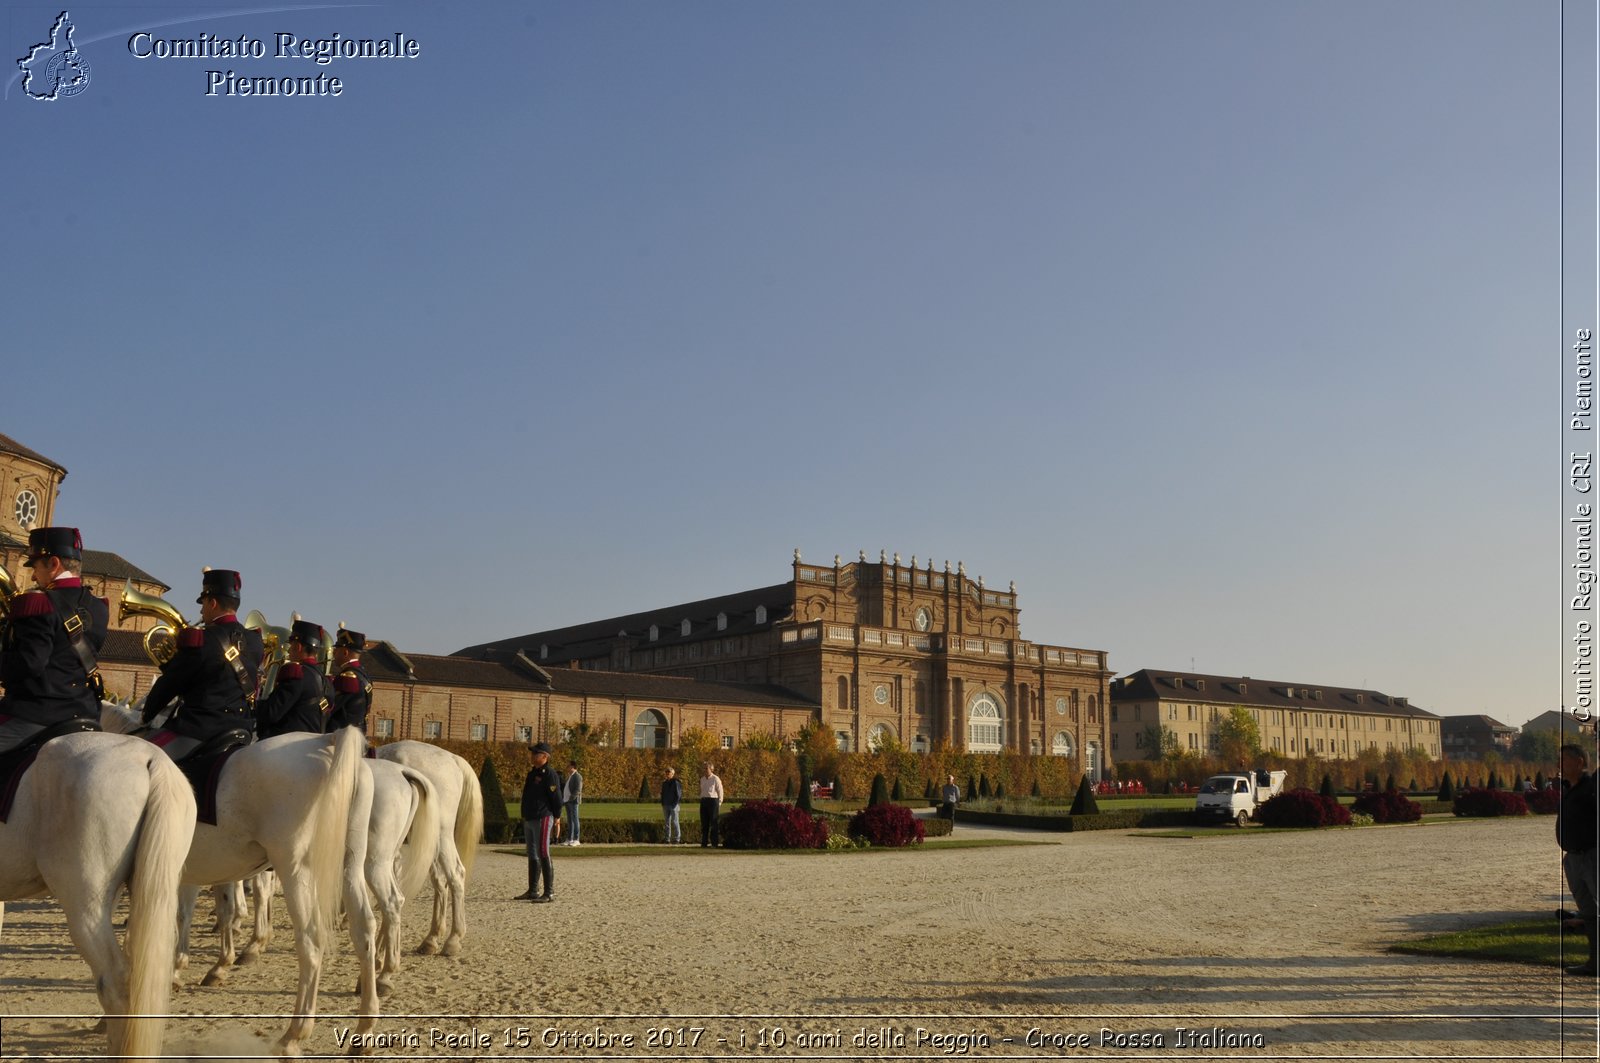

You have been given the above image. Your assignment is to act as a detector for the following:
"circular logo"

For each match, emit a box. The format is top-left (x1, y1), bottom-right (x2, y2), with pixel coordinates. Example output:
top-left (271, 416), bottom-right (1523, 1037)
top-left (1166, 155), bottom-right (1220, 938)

top-left (46, 50), bottom-right (91, 98)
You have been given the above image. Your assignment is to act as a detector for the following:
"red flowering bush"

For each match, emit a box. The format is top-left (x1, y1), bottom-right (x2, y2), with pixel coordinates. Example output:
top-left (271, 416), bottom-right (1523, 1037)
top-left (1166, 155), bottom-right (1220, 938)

top-left (1351, 789), bottom-right (1422, 824)
top-left (847, 803), bottom-right (926, 847)
top-left (1526, 788), bottom-right (1562, 815)
top-left (1256, 788), bottom-right (1352, 829)
top-left (1452, 788), bottom-right (1530, 818)
top-left (720, 799), bottom-right (830, 850)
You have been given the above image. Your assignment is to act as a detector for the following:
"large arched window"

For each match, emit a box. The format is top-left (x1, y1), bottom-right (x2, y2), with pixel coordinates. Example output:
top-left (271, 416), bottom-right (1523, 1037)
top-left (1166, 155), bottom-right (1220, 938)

top-left (633, 709), bottom-right (668, 749)
top-left (1085, 740), bottom-right (1101, 779)
top-left (1052, 730), bottom-right (1075, 758)
top-left (966, 691), bottom-right (1004, 753)
top-left (866, 722), bottom-right (896, 752)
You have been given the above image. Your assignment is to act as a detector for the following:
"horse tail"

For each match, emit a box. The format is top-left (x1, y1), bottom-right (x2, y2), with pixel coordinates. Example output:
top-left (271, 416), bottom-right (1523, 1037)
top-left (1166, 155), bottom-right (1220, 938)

top-left (452, 753), bottom-right (483, 883)
top-left (308, 728), bottom-right (364, 941)
top-left (122, 751), bottom-right (197, 1060)
top-left (396, 767), bottom-right (439, 903)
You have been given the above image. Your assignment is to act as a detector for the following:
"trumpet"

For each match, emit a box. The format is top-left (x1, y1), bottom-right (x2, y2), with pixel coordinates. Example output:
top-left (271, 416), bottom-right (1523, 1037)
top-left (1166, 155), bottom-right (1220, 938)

top-left (119, 579), bottom-right (190, 667)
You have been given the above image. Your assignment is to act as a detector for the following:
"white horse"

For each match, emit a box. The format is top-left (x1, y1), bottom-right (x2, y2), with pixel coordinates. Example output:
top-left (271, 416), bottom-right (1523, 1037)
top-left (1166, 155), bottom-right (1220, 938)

top-left (374, 741), bottom-right (482, 957)
top-left (223, 757), bottom-right (439, 997)
top-left (0, 730), bottom-right (195, 1061)
top-left (102, 702), bottom-right (369, 1055)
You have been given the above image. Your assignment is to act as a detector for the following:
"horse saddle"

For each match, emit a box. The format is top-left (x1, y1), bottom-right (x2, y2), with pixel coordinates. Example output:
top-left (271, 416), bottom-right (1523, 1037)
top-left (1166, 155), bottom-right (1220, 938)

top-left (0, 718), bottom-right (101, 822)
top-left (174, 729), bottom-right (252, 826)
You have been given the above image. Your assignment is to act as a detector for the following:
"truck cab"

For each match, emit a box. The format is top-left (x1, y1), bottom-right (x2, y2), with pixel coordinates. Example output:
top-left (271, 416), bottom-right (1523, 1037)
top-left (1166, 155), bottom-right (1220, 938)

top-left (1194, 769), bottom-right (1287, 826)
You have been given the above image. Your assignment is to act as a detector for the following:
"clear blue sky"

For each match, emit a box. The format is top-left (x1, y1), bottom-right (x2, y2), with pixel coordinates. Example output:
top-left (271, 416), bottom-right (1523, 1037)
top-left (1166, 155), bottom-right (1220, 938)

top-left (2, 1), bottom-right (1562, 725)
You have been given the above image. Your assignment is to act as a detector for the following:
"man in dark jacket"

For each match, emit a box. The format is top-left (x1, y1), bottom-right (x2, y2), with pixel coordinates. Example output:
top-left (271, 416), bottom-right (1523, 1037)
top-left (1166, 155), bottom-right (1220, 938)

top-left (324, 626), bottom-right (371, 733)
top-left (0, 527), bottom-right (108, 754)
top-left (141, 568), bottom-right (262, 761)
top-left (1559, 743), bottom-right (1600, 976)
top-left (516, 741), bottom-right (563, 902)
top-left (255, 619), bottom-right (330, 740)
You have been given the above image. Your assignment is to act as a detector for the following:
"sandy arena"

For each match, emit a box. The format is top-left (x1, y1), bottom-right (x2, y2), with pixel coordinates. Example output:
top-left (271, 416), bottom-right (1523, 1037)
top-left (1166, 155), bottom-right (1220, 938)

top-left (1, 814), bottom-right (1595, 1061)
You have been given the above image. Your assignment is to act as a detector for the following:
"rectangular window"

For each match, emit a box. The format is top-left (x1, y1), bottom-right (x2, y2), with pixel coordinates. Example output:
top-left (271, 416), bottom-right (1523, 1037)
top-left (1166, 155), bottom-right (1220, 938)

top-left (515, 725), bottom-right (532, 743)
top-left (1111, 733), bottom-right (1119, 750)
top-left (469, 723), bottom-right (488, 741)
top-left (1187, 733), bottom-right (1199, 750)
top-left (721, 735), bottom-right (734, 749)
top-left (423, 720), bottom-right (442, 740)
top-left (374, 718), bottom-right (394, 738)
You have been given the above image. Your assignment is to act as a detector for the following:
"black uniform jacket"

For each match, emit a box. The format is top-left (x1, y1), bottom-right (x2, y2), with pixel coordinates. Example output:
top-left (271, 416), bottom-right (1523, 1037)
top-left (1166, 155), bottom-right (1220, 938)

top-left (255, 661), bottom-right (330, 740)
top-left (142, 618), bottom-right (263, 741)
top-left (325, 660), bottom-right (371, 733)
top-left (0, 580), bottom-right (109, 725)
top-left (520, 763), bottom-right (563, 821)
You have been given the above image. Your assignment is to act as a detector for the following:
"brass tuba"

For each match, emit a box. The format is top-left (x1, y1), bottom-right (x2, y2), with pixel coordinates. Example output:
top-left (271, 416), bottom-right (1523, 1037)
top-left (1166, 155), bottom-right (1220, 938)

top-left (245, 609), bottom-right (290, 698)
top-left (0, 565), bottom-right (18, 619)
top-left (119, 579), bottom-right (190, 666)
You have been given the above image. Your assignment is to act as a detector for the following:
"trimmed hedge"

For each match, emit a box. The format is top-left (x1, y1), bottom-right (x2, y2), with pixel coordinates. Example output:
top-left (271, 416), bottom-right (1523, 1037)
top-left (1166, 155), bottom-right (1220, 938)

top-left (1527, 788), bottom-right (1562, 815)
top-left (721, 799), bottom-right (830, 850)
top-left (1453, 788), bottom-right (1530, 818)
top-left (847, 804), bottom-right (925, 847)
top-left (1351, 790), bottom-right (1422, 824)
top-left (951, 807), bottom-right (1195, 832)
top-left (1255, 788), bottom-right (1352, 829)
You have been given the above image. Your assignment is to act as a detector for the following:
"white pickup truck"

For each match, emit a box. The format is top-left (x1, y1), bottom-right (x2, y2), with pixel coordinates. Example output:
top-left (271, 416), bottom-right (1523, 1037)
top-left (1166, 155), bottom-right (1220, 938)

top-left (1194, 769), bottom-right (1287, 826)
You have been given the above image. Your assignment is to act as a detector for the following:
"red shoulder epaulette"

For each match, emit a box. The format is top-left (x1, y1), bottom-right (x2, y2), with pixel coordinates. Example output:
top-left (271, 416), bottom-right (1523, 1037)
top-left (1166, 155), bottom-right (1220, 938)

top-left (279, 662), bottom-right (304, 680)
top-left (177, 628), bottom-right (205, 650)
top-left (12, 591), bottom-right (53, 618)
top-left (334, 673), bottom-right (360, 694)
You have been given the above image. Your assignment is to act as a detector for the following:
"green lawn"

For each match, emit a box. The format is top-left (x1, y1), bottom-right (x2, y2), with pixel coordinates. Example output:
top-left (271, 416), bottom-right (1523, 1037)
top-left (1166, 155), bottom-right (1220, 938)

top-left (1390, 917), bottom-right (1582, 969)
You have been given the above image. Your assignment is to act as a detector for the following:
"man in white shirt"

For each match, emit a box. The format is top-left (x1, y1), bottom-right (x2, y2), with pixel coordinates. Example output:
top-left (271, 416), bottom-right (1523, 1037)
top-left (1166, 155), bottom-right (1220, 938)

top-left (699, 762), bottom-right (725, 848)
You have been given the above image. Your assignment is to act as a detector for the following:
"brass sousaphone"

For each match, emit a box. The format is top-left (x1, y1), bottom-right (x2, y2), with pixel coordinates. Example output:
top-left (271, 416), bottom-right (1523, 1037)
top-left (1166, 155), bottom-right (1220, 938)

top-left (118, 579), bottom-right (190, 666)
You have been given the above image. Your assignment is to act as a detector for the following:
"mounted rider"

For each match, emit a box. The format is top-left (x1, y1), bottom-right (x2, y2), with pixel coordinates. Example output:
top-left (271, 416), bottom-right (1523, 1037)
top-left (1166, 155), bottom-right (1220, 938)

top-left (324, 626), bottom-right (371, 734)
top-left (140, 568), bottom-right (263, 762)
top-left (0, 527), bottom-right (109, 755)
top-left (255, 619), bottom-right (331, 739)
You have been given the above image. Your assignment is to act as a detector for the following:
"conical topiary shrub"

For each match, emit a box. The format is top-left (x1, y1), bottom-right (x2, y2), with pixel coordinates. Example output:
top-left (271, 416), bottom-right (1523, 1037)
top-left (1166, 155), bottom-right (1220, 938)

top-left (869, 773), bottom-right (890, 808)
top-left (1385, 773), bottom-right (1397, 793)
top-left (797, 756), bottom-right (814, 813)
top-left (785, 776), bottom-right (795, 798)
top-left (995, 781), bottom-right (1005, 799)
top-left (967, 775), bottom-right (978, 801)
top-left (979, 773), bottom-right (992, 798)
top-left (638, 775), bottom-right (653, 801)
top-left (1069, 774), bottom-right (1100, 816)
top-left (1031, 777), bottom-right (1042, 798)
top-left (479, 754), bottom-right (510, 844)
top-left (1536, 771), bottom-right (1547, 790)
top-left (891, 777), bottom-right (903, 801)
top-left (924, 778), bottom-right (935, 801)
top-left (1319, 773), bottom-right (1336, 799)
top-left (1438, 771), bottom-right (1455, 802)
top-left (1487, 769), bottom-right (1501, 791)
top-left (1408, 778), bottom-right (1418, 792)
top-left (833, 776), bottom-right (845, 801)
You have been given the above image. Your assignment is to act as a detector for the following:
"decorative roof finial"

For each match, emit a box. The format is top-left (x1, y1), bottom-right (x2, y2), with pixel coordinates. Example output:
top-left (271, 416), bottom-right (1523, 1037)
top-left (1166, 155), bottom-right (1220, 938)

top-left (834, 554), bottom-right (841, 566)
top-left (859, 549), bottom-right (866, 563)
top-left (1009, 580), bottom-right (1016, 594)
top-left (793, 547), bottom-right (801, 562)
top-left (879, 549), bottom-right (887, 563)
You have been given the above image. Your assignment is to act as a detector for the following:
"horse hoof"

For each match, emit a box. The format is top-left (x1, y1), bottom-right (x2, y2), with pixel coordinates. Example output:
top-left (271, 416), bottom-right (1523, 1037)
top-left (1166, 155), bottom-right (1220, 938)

top-left (201, 968), bottom-right (229, 987)
top-left (377, 979), bottom-right (394, 998)
top-left (441, 939), bottom-right (462, 958)
top-left (175, 954), bottom-right (190, 971)
top-left (238, 950), bottom-right (260, 965)
top-left (91, 1017), bottom-right (107, 1033)
top-left (416, 940), bottom-right (440, 956)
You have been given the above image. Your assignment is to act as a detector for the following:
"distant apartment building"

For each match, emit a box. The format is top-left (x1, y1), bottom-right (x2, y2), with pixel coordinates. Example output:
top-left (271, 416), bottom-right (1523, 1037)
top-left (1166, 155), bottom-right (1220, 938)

top-left (1519, 709), bottom-right (1597, 741)
top-left (1108, 669), bottom-right (1442, 761)
top-left (1439, 714), bottom-right (1518, 759)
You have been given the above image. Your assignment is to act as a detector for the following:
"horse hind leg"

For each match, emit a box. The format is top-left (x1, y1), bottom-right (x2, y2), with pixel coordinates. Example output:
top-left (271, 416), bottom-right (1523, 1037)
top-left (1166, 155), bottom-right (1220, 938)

top-left (239, 870), bottom-right (275, 963)
top-left (201, 881), bottom-right (241, 986)
top-left (60, 893), bottom-right (132, 1055)
top-left (173, 885), bottom-right (200, 982)
top-left (416, 858), bottom-right (449, 955)
top-left (440, 850), bottom-right (468, 957)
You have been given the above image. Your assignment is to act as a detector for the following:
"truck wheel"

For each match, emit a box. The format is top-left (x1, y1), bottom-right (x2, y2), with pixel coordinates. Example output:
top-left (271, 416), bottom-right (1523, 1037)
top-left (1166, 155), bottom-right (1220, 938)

top-left (1235, 810), bottom-right (1249, 827)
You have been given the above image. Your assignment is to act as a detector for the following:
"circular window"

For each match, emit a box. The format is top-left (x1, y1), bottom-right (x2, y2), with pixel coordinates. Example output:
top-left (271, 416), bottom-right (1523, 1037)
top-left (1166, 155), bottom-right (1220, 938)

top-left (1055, 697), bottom-right (1067, 715)
top-left (913, 607), bottom-right (932, 632)
top-left (873, 684), bottom-right (889, 705)
top-left (13, 489), bottom-right (38, 529)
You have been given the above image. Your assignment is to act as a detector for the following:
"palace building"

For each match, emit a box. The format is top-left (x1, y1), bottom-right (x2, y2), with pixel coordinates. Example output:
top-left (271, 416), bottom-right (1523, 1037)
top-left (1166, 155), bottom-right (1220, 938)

top-left (1108, 668), bottom-right (1442, 761)
top-left (456, 550), bottom-right (1115, 775)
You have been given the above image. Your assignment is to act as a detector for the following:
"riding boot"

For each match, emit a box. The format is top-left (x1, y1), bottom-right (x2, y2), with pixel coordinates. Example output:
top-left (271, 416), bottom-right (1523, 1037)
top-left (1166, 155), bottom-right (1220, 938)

top-left (533, 857), bottom-right (554, 902)
top-left (513, 859), bottom-right (536, 901)
top-left (1569, 917), bottom-right (1599, 976)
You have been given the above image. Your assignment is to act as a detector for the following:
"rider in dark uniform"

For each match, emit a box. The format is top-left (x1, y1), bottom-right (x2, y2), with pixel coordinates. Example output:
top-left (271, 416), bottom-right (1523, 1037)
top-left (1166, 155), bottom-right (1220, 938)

top-left (141, 569), bottom-right (263, 761)
top-left (0, 527), bottom-right (109, 754)
top-left (325, 625), bottom-right (371, 734)
top-left (255, 619), bottom-right (330, 740)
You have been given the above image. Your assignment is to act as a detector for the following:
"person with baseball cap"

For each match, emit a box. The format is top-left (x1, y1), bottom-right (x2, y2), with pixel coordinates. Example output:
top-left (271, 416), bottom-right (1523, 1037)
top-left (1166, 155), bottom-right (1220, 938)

top-left (140, 568), bottom-right (262, 762)
top-left (516, 741), bottom-right (564, 902)
top-left (0, 527), bottom-right (109, 754)
top-left (255, 618), bottom-right (331, 740)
